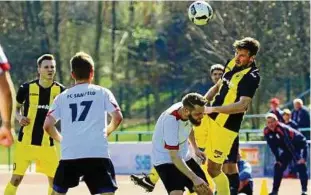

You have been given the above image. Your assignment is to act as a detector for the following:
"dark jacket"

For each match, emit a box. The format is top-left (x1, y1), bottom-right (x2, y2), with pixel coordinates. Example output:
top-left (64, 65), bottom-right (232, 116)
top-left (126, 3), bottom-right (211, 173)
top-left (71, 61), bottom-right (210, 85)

top-left (292, 106), bottom-right (310, 128)
top-left (264, 122), bottom-right (307, 162)
top-left (285, 120), bottom-right (298, 129)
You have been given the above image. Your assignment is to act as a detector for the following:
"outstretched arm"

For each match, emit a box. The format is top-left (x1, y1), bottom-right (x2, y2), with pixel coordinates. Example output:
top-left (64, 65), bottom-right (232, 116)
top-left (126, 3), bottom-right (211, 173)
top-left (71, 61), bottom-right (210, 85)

top-left (205, 96), bottom-right (252, 114)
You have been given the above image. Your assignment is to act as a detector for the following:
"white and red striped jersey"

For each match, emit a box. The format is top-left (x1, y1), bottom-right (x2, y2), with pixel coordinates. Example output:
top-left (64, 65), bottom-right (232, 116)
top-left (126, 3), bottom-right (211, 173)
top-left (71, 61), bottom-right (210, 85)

top-left (48, 83), bottom-right (120, 160)
top-left (152, 102), bottom-right (193, 166)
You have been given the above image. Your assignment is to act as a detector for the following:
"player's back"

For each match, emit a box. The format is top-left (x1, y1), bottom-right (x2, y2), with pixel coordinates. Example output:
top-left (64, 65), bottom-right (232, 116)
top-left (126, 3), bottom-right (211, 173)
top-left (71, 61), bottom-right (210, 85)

top-left (55, 83), bottom-right (117, 160)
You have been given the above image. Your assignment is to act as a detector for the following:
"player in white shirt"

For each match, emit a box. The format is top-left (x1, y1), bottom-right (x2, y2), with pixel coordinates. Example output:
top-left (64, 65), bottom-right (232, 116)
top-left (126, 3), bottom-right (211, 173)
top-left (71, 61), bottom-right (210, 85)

top-left (152, 93), bottom-right (213, 195)
top-left (43, 52), bottom-right (123, 195)
top-left (0, 45), bottom-right (14, 147)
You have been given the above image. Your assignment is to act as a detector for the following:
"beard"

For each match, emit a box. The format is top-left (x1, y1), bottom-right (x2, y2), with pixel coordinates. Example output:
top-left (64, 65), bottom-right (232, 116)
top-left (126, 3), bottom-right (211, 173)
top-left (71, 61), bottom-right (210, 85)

top-left (188, 114), bottom-right (201, 126)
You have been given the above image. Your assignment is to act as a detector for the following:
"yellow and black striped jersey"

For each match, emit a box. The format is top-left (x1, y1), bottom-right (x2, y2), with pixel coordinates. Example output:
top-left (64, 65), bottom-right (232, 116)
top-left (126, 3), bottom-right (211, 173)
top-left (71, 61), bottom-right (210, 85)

top-left (16, 79), bottom-right (65, 147)
top-left (208, 59), bottom-right (260, 132)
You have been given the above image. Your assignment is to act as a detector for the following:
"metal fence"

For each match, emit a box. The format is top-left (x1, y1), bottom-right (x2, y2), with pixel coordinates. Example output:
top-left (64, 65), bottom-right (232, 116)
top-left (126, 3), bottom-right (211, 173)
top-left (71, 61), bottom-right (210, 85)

top-left (111, 127), bottom-right (310, 142)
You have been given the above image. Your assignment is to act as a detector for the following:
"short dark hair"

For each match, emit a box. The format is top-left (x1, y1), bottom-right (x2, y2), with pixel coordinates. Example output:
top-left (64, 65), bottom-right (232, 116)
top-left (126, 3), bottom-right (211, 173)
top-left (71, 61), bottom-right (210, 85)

top-left (210, 64), bottom-right (224, 74)
top-left (37, 54), bottom-right (55, 67)
top-left (233, 37), bottom-right (260, 56)
top-left (182, 93), bottom-right (206, 110)
top-left (70, 52), bottom-right (94, 80)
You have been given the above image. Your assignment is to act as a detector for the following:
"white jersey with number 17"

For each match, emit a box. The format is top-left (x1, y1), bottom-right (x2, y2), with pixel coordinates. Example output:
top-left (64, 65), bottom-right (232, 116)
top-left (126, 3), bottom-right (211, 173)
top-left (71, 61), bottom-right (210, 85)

top-left (48, 83), bottom-right (120, 160)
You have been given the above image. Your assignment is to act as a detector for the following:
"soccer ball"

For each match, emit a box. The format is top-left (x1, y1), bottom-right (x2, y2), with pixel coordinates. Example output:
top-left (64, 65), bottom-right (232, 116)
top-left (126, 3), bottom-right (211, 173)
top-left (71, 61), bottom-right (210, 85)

top-left (188, 1), bottom-right (213, 26)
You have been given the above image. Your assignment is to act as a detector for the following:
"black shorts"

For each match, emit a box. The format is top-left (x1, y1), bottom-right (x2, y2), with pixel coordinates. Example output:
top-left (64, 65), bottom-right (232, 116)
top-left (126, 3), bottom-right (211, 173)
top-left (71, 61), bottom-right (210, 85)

top-left (53, 158), bottom-right (117, 194)
top-left (154, 158), bottom-right (207, 193)
top-left (225, 136), bottom-right (239, 163)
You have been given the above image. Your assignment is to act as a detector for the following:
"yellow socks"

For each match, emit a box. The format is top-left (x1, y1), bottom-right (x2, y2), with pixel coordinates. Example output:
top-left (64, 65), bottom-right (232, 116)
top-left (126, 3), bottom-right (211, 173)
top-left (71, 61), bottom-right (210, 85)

top-left (213, 172), bottom-right (230, 195)
top-left (48, 187), bottom-right (53, 195)
top-left (4, 182), bottom-right (17, 195)
top-left (149, 167), bottom-right (160, 184)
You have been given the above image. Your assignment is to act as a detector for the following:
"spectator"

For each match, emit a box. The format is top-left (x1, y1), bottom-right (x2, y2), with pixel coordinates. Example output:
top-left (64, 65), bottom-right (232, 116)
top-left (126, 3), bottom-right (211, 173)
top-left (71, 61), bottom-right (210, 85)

top-left (282, 109), bottom-right (298, 129)
top-left (238, 152), bottom-right (253, 195)
top-left (292, 98), bottom-right (310, 140)
top-left (282, 109), bottom-right (299, 178)
top-left (264, 113), bottom-right (308, 195)
top-left (269, 98), bottom-right (284, 122)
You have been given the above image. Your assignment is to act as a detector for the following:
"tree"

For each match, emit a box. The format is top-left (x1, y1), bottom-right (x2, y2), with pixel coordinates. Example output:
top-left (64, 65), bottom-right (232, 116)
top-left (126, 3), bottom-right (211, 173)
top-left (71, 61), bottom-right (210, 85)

top-left (53, 1), bottom-right (63, 83)
top-left (94, 1), bottom-right (104, 85)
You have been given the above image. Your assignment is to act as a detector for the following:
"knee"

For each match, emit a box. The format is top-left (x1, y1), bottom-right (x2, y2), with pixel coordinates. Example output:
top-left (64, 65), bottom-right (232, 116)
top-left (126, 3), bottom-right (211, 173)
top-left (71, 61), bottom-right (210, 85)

top-left (10, 175), bottom-right (23, 186)
top-left (207, 166), bottom-right (221, 178)
top-left (169, 190), bottom-right (183, 195)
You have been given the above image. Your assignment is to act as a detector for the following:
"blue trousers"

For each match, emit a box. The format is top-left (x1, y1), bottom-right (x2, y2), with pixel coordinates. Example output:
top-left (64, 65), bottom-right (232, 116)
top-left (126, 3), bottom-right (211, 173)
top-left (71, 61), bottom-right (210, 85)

top-left (272, 153), bottom-right (308, 192)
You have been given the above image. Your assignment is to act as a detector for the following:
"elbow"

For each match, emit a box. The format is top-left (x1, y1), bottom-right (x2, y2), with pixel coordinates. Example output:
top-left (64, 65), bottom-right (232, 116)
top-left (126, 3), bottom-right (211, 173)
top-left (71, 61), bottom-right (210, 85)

top-left (234, 106), bottom-right (247, 114)
top-left (43, 123), bottom-right (50, 133)
top-left (241, 104), bottom-right (249, 112)
top-left (242, 107), bottom-right (248, 112)
top-left (119, 114), bottom-right (124, 123)
top-left (239, 102), bottom-right (249, 112)
top-left (111, 114), bottom-right (123, 130)
top-left (116, 114), bottom-right (123, 126)
top-left (43, 122), bottom-right (47, 131)
top-left (43, 121), bottom-right (52, 134)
